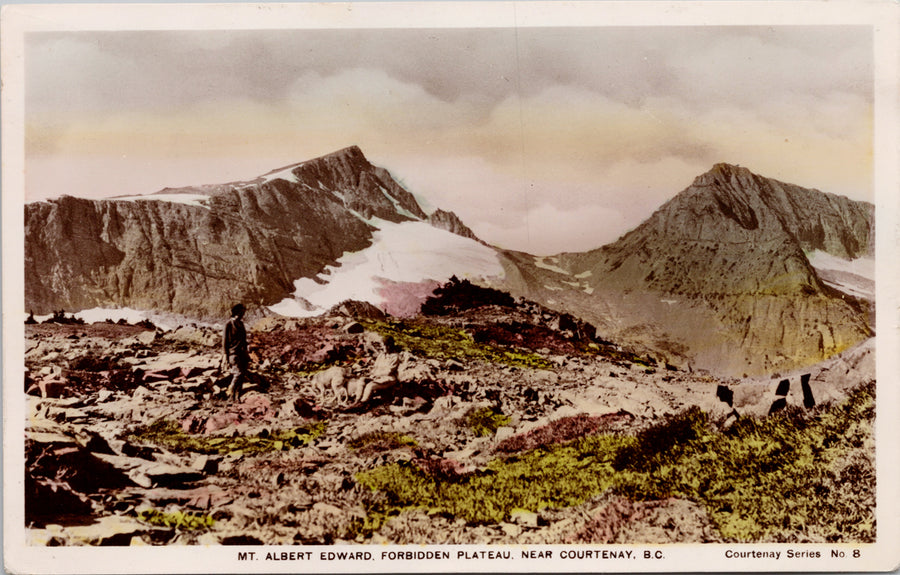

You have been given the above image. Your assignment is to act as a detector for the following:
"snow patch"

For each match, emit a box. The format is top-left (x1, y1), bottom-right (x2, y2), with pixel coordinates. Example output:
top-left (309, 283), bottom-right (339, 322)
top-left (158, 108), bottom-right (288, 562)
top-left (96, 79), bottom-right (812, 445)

top-left (261, 166), bottom-right (301, 185)
top-left (534, 256), bottom-right (570, 275)
top-left (61, 307), bottom-right (218, 331)
top-left (807, 250), bottom-right (875, 300)
top-left (575, 270), bottom-right (593, 279)
top-left (112, 194), bottom-right (210, 209)
top-left (347, 208), bottom-right (379, 226)
top-left (268, 220), bottom-right (505, 317)
top-left (75, 307), bottom-right (150, 325)
top-left (379, 185), bottom-right (421, 220)
top-left (823, 281), bottom-right (871, 300)
top-left (806, 250), bottom-right (874, 281)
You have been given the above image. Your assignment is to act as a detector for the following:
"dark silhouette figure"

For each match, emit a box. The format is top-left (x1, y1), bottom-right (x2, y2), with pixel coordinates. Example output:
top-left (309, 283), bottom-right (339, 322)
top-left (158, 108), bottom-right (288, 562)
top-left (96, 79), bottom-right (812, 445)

top-left (800, 373), bottom-right (816, 409)
top-left (716, 384), bottom-right (734, 407)
top-left (775, 379), bottom-right (790, 396)
top-left (223, 303), bottom-right (250, 402)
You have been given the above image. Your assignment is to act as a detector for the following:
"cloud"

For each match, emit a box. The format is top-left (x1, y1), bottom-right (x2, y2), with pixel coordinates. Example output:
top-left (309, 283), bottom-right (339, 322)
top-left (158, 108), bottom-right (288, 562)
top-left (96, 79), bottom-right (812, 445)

top-left (474, 202), bottom-right (632, 256)
top-left (385, 153), bottom-right (703, 254)
top-left (24, 26), bottom-right (874, 254)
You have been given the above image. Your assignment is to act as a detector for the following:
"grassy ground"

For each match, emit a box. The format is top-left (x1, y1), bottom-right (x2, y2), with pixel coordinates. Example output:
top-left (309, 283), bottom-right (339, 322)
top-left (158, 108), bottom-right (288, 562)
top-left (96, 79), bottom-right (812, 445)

top-left (138, 508), bottom-right (215, 531)
top-left (128, 419), bottom-right (327, 455)
top-left (355, 382), bottom-right (875, 542)
top-left (361, 319), bottom-right (554, 370)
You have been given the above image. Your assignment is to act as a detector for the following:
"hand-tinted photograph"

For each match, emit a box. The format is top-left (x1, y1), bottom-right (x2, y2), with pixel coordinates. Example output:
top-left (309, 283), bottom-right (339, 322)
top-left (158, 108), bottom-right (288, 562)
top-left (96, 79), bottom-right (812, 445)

top-left (5, 4), bottom-right (896, 572)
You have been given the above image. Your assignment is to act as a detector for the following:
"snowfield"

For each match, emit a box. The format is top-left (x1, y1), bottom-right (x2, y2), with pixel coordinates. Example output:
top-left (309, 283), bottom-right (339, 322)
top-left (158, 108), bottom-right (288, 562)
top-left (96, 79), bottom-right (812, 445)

top-left (806, 250), bottom-right (874, 281)
top-left (260, 164), bottom-right (303, 185)
top-left (65, 308), bottom-right (217, 331)
top-left (806, 250), bottom-right (875, 301)
top-left (111, 194), bottom-right (211, 209)
top-left (378, 184), bottom-right (420, 220)
top-left (269, 220), bottom-right (505, 317)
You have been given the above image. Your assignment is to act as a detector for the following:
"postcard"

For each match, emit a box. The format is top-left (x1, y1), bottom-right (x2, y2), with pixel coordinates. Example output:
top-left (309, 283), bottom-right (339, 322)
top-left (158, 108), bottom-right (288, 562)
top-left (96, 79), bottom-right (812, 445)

top-left (3, 1), bottom-right (899, 573)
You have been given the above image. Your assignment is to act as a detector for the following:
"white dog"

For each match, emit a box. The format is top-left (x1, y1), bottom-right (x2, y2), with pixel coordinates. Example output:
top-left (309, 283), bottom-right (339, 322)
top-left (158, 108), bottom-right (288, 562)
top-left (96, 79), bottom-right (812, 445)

top-left (309, 366), bottom-right (364, 405)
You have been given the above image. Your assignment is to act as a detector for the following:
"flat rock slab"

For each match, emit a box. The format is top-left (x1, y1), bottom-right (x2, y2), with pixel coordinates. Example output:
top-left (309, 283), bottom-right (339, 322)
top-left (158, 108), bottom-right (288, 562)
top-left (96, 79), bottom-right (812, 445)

top-left (138, 484), bottom-right (232, 510)
top-left (144, 463), bottom-right (206, 487)
top-left (27, 515), bottom-right (169, 546)
top-left (92, 453), bottom-right (205, 488)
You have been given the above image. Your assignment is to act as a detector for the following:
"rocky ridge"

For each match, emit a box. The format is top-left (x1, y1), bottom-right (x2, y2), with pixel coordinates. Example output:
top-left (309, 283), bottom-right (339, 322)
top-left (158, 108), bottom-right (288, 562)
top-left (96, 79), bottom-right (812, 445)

top-left (426, 209), bottom-right (480, 241)
top-left (25, 146), bottom-right (467, 319)
top-left (26, 153), bottom-right (875, 376)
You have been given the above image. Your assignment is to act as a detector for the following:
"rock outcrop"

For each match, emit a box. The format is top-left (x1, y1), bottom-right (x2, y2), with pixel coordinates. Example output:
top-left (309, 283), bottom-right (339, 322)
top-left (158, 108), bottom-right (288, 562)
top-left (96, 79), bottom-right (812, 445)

top-left (427, 209), bottom-right (479, 241)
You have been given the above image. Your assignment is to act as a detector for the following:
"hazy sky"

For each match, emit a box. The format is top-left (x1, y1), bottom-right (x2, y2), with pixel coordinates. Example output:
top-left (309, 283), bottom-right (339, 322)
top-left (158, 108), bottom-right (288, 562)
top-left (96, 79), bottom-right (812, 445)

top-left (25, 26), bottom-right (873, 254)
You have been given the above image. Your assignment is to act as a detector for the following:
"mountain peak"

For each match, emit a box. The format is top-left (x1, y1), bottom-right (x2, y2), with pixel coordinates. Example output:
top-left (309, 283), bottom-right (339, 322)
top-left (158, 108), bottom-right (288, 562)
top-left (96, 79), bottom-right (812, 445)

top-left (316, 145), bottom-right (368, 165)
top-left (710, 162), bottom-right (746, 174)
top-left (427, 209), bottom-right (480, 241)
top-left (692, 162), bottom-right (756, 188)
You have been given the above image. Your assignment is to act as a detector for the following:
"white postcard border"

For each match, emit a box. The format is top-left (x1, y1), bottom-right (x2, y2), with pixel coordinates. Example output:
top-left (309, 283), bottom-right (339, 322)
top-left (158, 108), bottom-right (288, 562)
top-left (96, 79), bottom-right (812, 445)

top-left (3, 2), bottom-right (899, 573)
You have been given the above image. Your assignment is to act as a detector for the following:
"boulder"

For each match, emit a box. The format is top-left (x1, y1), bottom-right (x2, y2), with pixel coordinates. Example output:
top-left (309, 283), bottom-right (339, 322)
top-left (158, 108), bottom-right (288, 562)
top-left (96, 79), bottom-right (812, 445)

top-left (26, 436), bottom-right (136, 526)
top-left (73, 429), bottom-right (116, 455)
top-left (342, 321), bottom-right (365, 334)
top-left (26, 477), bottom-right (94, 528)
top-left (327, 300), bottom-right (387, 320)
top-left (163, 326), bottom-right (219, 348)
top-left (26, 376), bottom-right (67, 399)
top-left (136, 330), bottom-right (158, 346)
top-left (445, 359), bottom-right (465, 372)
top-left (494, 426), bottom-right (515, 442)
top-left (251, 316), bottom-right (283, 333)
top-left (509, 508), bottom-right (539, 527)
top-left (528, 370), bottom-right (559, 386)
top-left (429, 395), bottom-right (457, 416)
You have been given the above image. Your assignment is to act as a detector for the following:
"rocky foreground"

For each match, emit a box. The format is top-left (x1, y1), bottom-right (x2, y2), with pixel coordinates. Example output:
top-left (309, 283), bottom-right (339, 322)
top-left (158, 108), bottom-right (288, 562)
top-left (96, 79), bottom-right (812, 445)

top-left (24, 288), bottom-right (876, 546)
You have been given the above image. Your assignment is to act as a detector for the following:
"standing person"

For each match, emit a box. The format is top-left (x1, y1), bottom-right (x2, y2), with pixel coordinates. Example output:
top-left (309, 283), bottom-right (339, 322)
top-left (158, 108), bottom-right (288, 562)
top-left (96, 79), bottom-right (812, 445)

top-left (223, 303), bottom-right (250, 402)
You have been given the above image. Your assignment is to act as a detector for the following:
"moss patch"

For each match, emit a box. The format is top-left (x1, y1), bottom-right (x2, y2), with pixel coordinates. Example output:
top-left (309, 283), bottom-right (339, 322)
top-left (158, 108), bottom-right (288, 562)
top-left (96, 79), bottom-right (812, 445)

top-left (348, 431), bottom-right (417, 453)
top-left (138, 508), bottom-right (214, 530)
top-left (361, 319), bottom-right (553, 370)
top-left (496, 412), bottom-right (633, 454)
top-left (465, 406), bottom-right (511, 437)
top-left (356, 383), bottom-right (875, 542)
top-left (353, 434), bottom-right (630, 536)
top-left (615, 382), bottom-right (876, 542)
top-left (129, 419), bottom-right (326, 455)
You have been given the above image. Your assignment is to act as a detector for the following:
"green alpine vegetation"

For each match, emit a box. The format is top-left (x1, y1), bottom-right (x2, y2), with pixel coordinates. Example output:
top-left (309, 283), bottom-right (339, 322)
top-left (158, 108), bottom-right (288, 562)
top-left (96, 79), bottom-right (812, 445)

top-left (361, 319), bottom-right (554, 370)
top-left (465, 406), bottom-right (512, 437)
top-left (138, 508), bottom-right (215, 531)
top-left (128, 419), bottom-right (326, 455)
top-left (347, 431), bottom-right (418, 452)
top-left (355, 382), bottom-right (875, 542)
